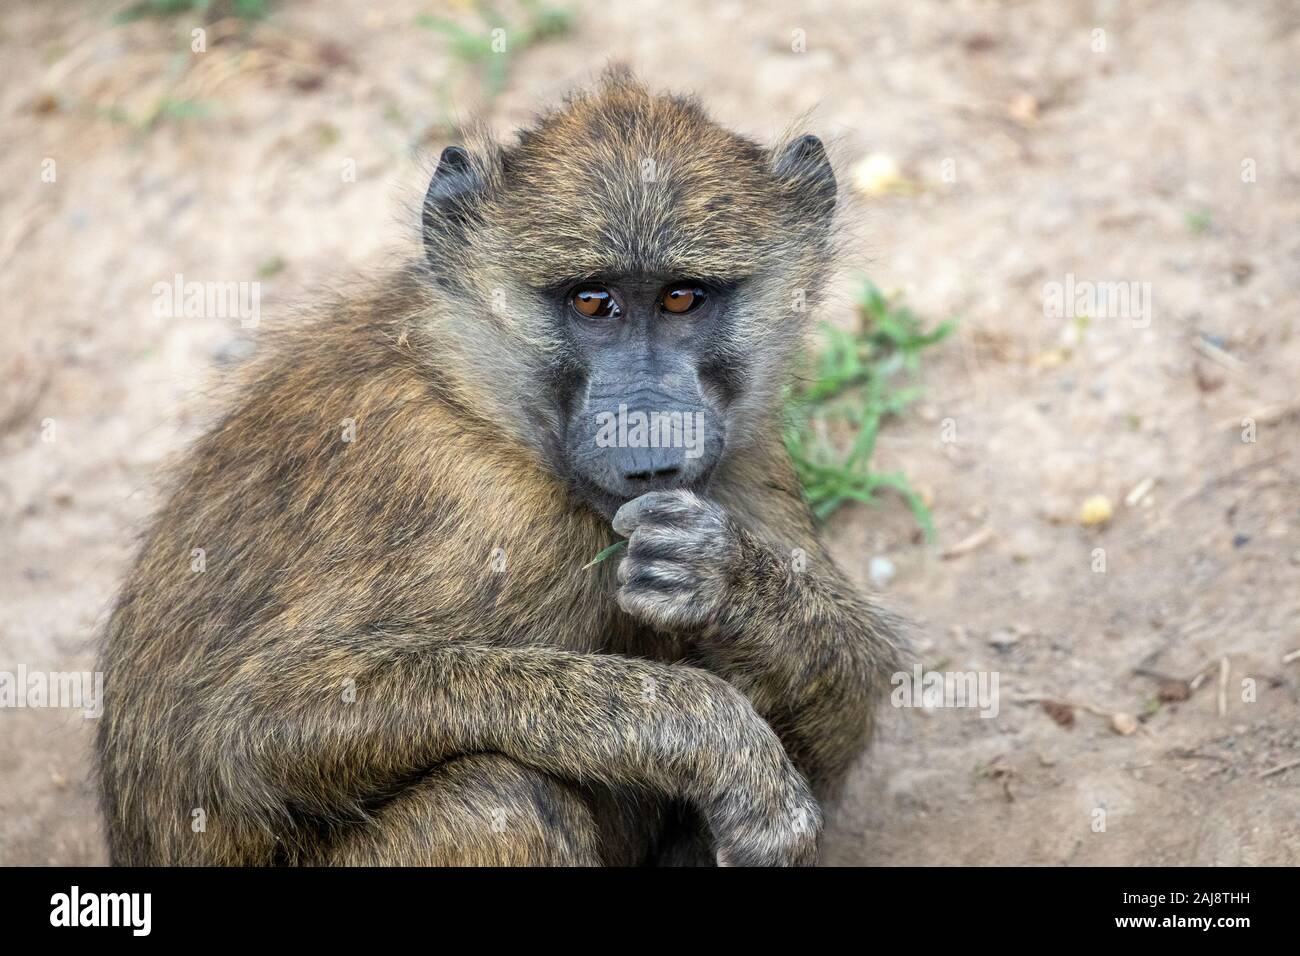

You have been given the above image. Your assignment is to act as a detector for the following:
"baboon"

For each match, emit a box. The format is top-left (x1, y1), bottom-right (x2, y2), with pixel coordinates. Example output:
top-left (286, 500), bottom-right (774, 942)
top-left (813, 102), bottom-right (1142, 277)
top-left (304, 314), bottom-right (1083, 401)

top-left (96, 70), bottom-right (905, 866)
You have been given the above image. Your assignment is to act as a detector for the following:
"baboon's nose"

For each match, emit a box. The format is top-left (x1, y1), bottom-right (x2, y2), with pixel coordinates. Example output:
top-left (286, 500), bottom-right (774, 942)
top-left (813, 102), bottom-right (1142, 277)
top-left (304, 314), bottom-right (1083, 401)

top-left (613, 445), bottom-right (688, 492)
top-left (624, 464), bottom-right (682, 484)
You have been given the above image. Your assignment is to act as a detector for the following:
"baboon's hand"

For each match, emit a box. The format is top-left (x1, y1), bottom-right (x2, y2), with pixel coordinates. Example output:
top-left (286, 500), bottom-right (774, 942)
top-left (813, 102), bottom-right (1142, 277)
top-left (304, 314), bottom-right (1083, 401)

top-left (689, 677), bottom-right (824, 866)
top-left (612, 489), bottom-right (740, 631)
top-left (712, 780), bottom-right (823, 867)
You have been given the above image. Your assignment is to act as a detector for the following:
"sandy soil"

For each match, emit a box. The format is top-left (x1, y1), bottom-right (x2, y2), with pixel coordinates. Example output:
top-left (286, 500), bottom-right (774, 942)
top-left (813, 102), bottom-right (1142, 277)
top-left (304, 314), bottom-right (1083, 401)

top-left (1, 0), bottom-right (1298, 866)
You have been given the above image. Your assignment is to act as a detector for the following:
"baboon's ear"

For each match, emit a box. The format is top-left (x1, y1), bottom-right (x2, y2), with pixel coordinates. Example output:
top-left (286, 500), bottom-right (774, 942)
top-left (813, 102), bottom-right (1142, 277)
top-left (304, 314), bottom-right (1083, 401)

top-left (423, 146), bottom-right (483, 262)
top-left (774, 134), bottom-right (837, 225)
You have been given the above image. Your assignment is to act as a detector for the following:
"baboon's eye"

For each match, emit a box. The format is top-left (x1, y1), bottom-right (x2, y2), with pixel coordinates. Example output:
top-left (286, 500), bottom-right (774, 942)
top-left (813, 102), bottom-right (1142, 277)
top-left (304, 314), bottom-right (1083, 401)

top-left (571, 286), bottom-right (620, 319)
top-left (661, 286), bottom-right (706, 315)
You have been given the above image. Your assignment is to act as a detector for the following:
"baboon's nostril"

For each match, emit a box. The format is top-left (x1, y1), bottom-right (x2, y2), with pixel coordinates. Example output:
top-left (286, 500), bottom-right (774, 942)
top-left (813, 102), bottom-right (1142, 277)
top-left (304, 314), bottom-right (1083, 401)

top-left (625, 466), bottom-right (681, 483)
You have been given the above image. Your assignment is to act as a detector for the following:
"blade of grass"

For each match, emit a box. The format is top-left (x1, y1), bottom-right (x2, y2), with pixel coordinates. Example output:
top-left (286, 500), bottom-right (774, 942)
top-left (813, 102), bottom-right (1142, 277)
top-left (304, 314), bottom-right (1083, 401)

top-left (582, 539), bottom-right (627, 570)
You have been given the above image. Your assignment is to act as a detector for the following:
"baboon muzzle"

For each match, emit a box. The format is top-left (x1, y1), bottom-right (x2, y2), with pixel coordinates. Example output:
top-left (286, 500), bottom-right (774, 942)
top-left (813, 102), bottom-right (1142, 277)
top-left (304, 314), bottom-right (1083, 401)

top-left (571, 373), bottom-right (722, 503)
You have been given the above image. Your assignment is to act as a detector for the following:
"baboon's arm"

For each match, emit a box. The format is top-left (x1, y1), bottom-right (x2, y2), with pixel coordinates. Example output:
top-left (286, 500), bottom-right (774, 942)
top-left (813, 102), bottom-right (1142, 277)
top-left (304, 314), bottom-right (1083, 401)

top-left (613, 488), bottom-right (904, 797)
top-left (201, 639), bottom-right (820, 865)
top-left (707, 535), bottom-right (900, 795)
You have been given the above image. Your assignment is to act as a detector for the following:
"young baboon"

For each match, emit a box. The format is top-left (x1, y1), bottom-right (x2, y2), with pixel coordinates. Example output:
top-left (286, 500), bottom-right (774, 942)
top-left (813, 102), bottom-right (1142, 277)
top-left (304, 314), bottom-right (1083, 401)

top-left (96, 70), bottom-right (906, 866)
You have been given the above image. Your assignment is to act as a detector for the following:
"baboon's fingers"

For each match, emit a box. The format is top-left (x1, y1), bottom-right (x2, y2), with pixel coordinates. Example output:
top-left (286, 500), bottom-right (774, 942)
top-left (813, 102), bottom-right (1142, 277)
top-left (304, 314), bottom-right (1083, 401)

top-left (612, 489), bottom-right (708, 535)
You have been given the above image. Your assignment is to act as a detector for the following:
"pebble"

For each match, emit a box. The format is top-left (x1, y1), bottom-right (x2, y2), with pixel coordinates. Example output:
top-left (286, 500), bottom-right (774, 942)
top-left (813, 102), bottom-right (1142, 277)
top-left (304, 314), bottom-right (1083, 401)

top-left (988, 628), bottom-right (1019, 650)
top-left (869, 556), bottom-right (896, 588)
top-left (1079, 495), bottom-right (1114, 527)
top-left (1111, 713), bottom-right (1139, 736)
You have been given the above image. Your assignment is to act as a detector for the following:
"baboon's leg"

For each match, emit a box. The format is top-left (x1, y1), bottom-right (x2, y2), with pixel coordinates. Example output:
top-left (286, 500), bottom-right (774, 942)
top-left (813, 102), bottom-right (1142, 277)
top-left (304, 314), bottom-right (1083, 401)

top-left (319, 754), bottom-right (604, 866)
top-left (583, 788), bottom-right (689, 866)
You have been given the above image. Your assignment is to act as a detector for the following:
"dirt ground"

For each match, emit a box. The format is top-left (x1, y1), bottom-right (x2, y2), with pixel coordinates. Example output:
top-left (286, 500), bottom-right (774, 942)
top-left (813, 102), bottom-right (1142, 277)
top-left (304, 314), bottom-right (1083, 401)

top-left (2, 0), bottom-right (1298, 866)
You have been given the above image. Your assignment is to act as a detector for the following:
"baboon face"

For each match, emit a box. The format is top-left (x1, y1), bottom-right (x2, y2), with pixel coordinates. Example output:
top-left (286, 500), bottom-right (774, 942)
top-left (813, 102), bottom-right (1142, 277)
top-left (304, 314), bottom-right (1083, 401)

top-left (421, 75), bottom-right (836, 517)
top-left (551, 271), bottom-right (733, 517)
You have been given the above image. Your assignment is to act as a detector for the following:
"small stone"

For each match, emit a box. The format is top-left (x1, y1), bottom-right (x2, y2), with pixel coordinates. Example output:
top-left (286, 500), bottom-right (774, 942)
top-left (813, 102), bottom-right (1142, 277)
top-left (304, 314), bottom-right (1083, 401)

top-left (850, 153), bottom-right (906, 197)
top-left (1008, 91), bottom-right (1039, 124)
top-left (988, 628), bottom-right (1019, 650)
top-left (1111, 712), bottom-right (1139, 736)
top-left (1031, 348), bottom-right (1068, 370)
top-left (868, 556), bottom-right (896, 589)
top-left (1079, 495), bottom-right (1113, 527)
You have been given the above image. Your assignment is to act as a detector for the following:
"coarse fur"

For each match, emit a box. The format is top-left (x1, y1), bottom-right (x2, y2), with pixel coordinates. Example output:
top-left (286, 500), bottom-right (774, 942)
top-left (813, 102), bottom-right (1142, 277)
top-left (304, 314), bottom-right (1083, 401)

top-left (96, 69), bottom-right (906, 866)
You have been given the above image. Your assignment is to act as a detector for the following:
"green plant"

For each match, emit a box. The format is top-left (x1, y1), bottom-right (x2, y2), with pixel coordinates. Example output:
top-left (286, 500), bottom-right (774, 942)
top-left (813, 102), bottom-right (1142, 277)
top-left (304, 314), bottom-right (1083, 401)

top-left (417, 0), bottom-right (572, 103)
top-left (111, 1), bottom-right (262, 131)
top-left (116, 0), bottom-right (270, 23)
top-left (783, 279), bottom-right (954, 538)
top-left (582, 539), bottom-right (627, 570)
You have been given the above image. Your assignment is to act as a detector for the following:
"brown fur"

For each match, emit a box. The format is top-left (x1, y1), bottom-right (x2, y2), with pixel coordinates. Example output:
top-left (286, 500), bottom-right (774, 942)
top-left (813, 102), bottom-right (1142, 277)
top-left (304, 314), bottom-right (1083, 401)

top-left (96, 71), bottom-right (904, 866)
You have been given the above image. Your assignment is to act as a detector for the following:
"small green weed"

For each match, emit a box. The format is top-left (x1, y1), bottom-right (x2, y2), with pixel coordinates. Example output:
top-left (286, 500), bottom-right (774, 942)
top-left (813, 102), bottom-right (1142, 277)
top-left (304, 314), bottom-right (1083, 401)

top-left (417, 0), bottom-right (572, 104)
top-left (115, 0), bottom-right (270, 23)
top-left (783, 279), bottom-right (954, 538)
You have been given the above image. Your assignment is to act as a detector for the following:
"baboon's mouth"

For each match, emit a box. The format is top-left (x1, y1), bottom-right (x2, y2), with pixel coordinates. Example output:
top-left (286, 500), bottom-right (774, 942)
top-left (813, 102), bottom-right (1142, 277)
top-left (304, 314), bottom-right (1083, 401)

top-left (572, 459), bottom-right (716, 520)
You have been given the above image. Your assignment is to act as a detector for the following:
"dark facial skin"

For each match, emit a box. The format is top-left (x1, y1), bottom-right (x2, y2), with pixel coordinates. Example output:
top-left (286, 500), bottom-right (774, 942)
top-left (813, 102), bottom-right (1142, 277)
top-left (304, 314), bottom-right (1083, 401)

top-left (554, 275), bottom-right (735, 518)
